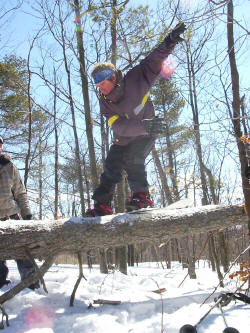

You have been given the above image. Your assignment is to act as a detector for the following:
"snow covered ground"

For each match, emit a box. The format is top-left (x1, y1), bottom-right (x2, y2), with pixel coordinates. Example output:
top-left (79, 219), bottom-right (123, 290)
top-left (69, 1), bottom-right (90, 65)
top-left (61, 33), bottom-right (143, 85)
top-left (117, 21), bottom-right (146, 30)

top-left (1, 260), bottom-right (249, 333)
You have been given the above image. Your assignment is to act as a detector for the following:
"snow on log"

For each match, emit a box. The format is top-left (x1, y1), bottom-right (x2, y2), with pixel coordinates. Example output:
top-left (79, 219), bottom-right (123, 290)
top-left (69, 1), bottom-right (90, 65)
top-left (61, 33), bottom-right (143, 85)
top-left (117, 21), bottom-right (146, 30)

top-left (0, 204), bottom-right (247, 260)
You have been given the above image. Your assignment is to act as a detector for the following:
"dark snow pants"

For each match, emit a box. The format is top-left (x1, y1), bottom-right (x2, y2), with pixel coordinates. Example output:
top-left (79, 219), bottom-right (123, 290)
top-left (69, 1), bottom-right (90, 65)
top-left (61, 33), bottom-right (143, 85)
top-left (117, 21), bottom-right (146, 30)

top-left (0, 213), bottom-right (36, 287)
top-left (92, 136), bottom-right (155, 204)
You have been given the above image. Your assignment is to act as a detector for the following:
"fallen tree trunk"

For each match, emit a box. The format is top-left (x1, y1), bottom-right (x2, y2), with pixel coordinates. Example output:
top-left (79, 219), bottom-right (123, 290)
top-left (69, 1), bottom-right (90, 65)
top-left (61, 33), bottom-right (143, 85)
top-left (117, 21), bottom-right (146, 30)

top-left (0, 204), bottom-right (248, 260)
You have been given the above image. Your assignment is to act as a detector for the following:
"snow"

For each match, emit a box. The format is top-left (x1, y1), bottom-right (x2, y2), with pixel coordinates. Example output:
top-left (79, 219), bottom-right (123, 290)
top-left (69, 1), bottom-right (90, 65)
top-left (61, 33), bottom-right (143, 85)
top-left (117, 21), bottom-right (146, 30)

top-left (1, 260), bottom-right (249, 333)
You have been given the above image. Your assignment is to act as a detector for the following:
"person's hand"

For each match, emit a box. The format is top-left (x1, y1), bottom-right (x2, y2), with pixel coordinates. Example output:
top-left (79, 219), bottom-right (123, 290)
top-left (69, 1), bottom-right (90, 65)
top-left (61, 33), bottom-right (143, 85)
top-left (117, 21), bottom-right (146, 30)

top-left (23, 214), bottom-right (32, 220)
top-left (143, 117), bottom-right (166, 135)
top-left (169, 22), bottom-right (186, 42)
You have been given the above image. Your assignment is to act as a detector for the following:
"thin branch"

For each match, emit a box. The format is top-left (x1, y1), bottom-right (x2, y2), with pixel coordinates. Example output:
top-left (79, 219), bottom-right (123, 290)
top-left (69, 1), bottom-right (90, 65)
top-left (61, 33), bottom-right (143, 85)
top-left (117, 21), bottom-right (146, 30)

top-left (70, 252), bottom-right (87, 306)
top-left (0, 1), bottom-right (23, 20)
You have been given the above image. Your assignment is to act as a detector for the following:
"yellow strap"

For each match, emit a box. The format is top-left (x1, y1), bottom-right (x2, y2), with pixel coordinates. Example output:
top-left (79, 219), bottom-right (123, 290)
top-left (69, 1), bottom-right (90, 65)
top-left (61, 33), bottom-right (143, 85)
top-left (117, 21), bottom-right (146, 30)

top-left (142, 90), bottom-right (150, 107)
top-left (134, 90), bottom-right (150, 115)
top-left (108, 91), bottom-right (149, 127)
top-left (108, 114), bottom-right (119, 128)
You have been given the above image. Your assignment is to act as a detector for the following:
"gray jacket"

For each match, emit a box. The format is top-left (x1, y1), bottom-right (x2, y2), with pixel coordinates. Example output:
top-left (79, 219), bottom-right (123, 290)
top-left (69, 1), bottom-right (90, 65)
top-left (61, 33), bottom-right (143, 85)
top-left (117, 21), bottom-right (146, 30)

top-left (99, 36), bottom-right (177, 146)
top-left (0, 154), bottom-right (32, 219)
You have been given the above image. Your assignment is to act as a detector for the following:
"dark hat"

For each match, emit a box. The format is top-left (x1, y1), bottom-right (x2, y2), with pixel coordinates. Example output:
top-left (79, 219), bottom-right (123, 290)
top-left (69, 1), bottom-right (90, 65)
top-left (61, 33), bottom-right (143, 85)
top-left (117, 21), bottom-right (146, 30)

top-left (0, 136), bottom-right (3, 144)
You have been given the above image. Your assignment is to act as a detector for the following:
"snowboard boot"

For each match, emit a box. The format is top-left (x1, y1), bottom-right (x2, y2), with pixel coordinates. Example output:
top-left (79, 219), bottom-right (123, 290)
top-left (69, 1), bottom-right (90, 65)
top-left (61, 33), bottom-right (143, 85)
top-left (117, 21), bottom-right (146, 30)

top-left (85, 202), bottom-right (113, 217)
top-left (126, 191), bottom-right (153, 212)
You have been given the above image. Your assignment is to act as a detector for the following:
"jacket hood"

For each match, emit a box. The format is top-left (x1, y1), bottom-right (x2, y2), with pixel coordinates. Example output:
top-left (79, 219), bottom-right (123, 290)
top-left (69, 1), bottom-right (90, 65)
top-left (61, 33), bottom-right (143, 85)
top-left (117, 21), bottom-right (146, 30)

top-left (0, 154), bottom-right (12, 166)
top-left (104, 70), bottom-right (124, 103)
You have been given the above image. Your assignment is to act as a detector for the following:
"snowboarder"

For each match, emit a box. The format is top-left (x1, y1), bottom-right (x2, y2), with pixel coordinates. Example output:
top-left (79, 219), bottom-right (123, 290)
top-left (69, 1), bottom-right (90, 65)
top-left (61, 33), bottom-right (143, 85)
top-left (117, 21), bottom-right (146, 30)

top-left (86, 22), bottom-right (187, 217)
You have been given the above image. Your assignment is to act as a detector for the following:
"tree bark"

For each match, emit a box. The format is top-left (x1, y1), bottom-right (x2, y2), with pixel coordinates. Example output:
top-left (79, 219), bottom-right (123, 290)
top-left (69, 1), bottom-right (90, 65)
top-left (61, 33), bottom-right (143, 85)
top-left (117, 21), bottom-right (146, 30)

top-left (187, 237), bottom-right (196, 279)
top-left (152, 147), bottom-right (173, 205)
top-left (99, 249), bottom-right (108, 274)
top-left (57, 2), bottom-right (86, 215)
top-left (53, 68), bottom-right (59, 220)
top-left (0, 205), bottom-right (247, 261)
top-left (74, 0), bottom-right (98, 189)
top-left (166, 241), bottom-right (172, 269)
top-left (227, 0), bottom-right (250, 230)
top-left (38, 130), bottom-right (43, 220)
top-left (128, 244), bottom-right (135, 266)
top-left (185, 41), bottom-right (210, 205)
top-left (209, 232), bottom-right (224, 287)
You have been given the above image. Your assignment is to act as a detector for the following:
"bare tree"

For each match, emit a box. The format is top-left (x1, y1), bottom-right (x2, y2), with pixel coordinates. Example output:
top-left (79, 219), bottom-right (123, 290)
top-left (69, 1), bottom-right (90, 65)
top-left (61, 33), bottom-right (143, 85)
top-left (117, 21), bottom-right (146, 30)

top-left (73, 0), bottom-right (99, 189)
top-left (226, 0), bottom-right (250, 230)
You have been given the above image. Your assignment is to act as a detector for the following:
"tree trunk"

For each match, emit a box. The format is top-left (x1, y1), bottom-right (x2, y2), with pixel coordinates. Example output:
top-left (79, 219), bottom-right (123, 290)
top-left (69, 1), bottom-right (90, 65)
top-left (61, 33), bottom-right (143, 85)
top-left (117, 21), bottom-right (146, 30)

top-left (175, 239), bottom-right (182, 263)
top-left (152, 147), bottom-right (173, 205)
top-left (128, 244), bottom-right (135, 267)
top-left (74, 0), bottom-right (98, 189)
top-left (166, 241), bottom-right (172, 269)
top-left (117, 246), bottom-right (127, 275)
top-left (186, 46), bottom-right (209, 205)
top-left (24, 35), bottom-right (36, 187)
top-left (186, 237), bottom-right (196, 279)
top-left (58, 2), bottom-right (86, 215)
top-left (227, 0), bottom-right (250, 231)
top-left (0, 205), bottom-right (246, 261)
top-left (53, 68), bottom-right (59, 220)
top-left (208, 237), bottom-right (216, 271)
top-left (82, 155), bottom-right (91, 210)
top-left (110, 0), bottom-right (117, 65)
top-left (99, 249), bottom-right (108, 274)
top-left (209, 232), bottom-right (224, 287)
top-left (38, 131), bottom-right (43, 220)
top-left (218, 231), bottom-right (229, 272)
top-left (163, 111), bottom-right (180, 201)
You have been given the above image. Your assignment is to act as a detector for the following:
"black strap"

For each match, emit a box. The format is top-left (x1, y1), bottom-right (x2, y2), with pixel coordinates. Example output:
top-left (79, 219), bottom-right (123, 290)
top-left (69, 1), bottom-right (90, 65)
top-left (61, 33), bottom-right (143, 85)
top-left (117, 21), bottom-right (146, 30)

top-left (227, 292), bottom-right (250, 304)
top-left (214, 292), bottom-right (250, 307)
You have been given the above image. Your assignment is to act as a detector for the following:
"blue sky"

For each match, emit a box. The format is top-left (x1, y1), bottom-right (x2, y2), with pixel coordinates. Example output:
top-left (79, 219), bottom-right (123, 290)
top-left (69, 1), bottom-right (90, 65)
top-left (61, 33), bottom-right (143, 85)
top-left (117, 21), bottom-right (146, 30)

top-left (3, 0), bottom-right (249, 89)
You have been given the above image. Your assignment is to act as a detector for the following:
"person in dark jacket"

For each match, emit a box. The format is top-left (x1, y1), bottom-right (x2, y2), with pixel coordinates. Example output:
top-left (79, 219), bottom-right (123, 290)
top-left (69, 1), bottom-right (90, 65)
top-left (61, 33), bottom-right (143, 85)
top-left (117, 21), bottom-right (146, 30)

top-left (0, 136), bottom-right (40, 290)
top-left (86, 22), bottom-right (186, 216)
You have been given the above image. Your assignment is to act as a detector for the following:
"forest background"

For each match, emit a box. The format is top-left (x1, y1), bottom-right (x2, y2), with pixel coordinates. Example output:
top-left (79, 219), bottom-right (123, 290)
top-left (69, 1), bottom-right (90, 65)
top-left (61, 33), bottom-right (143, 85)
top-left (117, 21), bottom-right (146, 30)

top-left (0, 0), bottom-right (249, 221)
